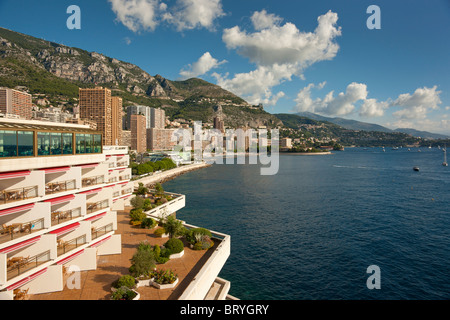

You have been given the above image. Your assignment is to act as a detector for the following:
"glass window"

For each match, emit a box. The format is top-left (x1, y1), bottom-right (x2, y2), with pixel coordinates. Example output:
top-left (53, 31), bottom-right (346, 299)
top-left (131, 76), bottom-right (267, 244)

top-left (85, 134), bottom-right (93, 154)
top-left (76, 134), bottom-right (85, 154)
top-left (0, 130), bottom-right (17, 158)
top-left (37, 132), bottom-right (50, 156)
top-left (63, 133), bottom-right (73, 155)
top-left (93, 134), bottom-right (102, 153)
top-left (51, 132), bottom-right (62, 155)
top-left (17, 131), bottom-right (34, 157)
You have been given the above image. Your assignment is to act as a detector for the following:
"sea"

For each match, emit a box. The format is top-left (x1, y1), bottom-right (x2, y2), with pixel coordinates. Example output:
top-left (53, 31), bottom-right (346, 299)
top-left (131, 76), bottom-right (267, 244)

top-left (163, 147), bottom-right (450, 300)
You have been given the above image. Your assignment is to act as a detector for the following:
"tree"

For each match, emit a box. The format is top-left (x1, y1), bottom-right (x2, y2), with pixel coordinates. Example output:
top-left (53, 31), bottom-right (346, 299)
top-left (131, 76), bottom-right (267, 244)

top-left (155, 182), bottom-right (164, 197)
top-left (129, 247), bottom-right (156, 277)
top-left (163, 215), bottom-right (184, 238)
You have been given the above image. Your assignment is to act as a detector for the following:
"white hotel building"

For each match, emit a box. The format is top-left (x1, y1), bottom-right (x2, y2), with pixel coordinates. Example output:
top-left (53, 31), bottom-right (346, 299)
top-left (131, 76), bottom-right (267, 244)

top-left (0, 118), bottom-right (133, 300)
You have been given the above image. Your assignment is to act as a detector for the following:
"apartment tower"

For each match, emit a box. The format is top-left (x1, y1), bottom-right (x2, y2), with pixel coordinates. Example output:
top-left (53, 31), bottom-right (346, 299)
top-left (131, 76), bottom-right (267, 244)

top-left (111, 97), bottom-right (123, 145)
top-left (130, 114), bottom-right (147, 153)
top-left (0, 88), bottom-right (32, 120)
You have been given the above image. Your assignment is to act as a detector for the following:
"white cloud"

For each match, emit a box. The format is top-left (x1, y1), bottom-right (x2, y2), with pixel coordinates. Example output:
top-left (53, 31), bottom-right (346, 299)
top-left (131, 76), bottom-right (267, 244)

top-left (360, 98), bottom-right (389, 117)
top-left (213, 64), bottom-right (294, 106)
top-left (391, 86), bottom-right (441, 120)
top-left (109, 0), bottom-right (224, 32)
top-left (250, 9), bottom-right (283, 31)
top-left (109, 0), bottom-right (163, 32)
top-left (294, 82), bottom-right (369, 116)
top-left (215, 10), bottom-right (342, 106)
top-left (179, 52), bottom-right (227, 79)
top-left (163, 0), bottom-right (225, 31)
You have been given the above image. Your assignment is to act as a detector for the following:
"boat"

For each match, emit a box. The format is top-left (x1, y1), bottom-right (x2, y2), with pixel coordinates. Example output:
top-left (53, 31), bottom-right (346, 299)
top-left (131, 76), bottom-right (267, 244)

top-left (413, 167), bottom-right (420, 171)
top-left (392, 147), bottom-right (399, 150)
top-left (443, 145), bottom-right (448, 167)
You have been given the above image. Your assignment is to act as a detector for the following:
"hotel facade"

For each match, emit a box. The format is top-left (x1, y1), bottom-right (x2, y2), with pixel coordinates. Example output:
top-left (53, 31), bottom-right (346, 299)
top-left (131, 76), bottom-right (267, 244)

top-left (0, 118), bottom-right (132, 299)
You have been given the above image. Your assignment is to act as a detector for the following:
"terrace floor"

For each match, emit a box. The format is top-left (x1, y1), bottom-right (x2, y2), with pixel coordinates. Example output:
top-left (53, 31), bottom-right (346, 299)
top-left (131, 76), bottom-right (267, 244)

top-left (29, 207), bottom-right (218, 300)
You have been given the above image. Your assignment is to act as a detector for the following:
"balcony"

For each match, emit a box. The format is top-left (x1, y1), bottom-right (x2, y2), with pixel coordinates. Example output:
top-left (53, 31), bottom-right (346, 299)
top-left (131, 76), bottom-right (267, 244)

top-left (0, 186), bottom-right (38, 204)
top-left (51, 208), bottom-right (82, 227)
top-left (91, 223), bottom-right (113, 240)
top-left (116, 161), bottom-right (128, 168)
top-left (118, 175), bottom-right (130, 181)
top-left (57, 235), bottom-right (86, 256)
top-left (7, 250), bottom-right (51, 281)
top-left (86, 200), bottom-right (108, 214)
top-left (45, 179), bottom-right (76, 195)
top-left (0, 218), bottom-right (45, 245)
top-left (82, 175), bottom-right (104, 188)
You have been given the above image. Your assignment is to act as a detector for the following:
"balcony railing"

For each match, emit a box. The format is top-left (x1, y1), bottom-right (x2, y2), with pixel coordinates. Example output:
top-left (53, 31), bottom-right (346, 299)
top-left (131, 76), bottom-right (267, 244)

top-left (108, 163), bottom-right (116, 168)
top-left (7, 250), bottom-right (51, 281)
top-left (119, 175), bottom-right (130, 181)
top-left (51, 208), bottom-right (82, 226)
top-left (121, 189), bottom-right (132, 195)
top-left (112, 191), bottom-right (120, 198)
top-left (0, 186), bottom-right (38, 204)
top-left (91, 223), bottom-right (113, 240)
top-left (45, 179), bottom-right (76, 195)
top-left (108, 177), bottom-right (118, 183)
top-left (86, 200), bottom-right (109, 214)
top-left (82, 175), bottom-right (104, 188)
top-left (57, 235), bottom-right (87, 256)
top-left (0, 218), bottom-right (45, 244)
top-left (116, 161), bottom-right (128, 167)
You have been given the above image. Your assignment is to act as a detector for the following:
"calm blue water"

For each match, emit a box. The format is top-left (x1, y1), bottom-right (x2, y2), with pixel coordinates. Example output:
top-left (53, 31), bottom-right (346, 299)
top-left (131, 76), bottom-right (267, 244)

top-left (164, 147), bottom-right (450, 300)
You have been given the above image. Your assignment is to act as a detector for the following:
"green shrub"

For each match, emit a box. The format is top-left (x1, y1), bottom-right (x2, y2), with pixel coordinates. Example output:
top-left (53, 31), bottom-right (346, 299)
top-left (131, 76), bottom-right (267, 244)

top-left (130, 196), bottom-right (144, 210)
top-left (154, 227), bottom-right (166, 238)
top-left (129, 249), bottom-right (155, 277)
top-left (111, 286), bottom-right (137, 300)
top-left (129, 208), bottom-right (146, 225)
top-left (151, 269), bottom-right (178, 285)
top-left (116, 275), bottom-right (136, 289)
top-left (186, 228), bottom-right (212, 244)
top-left (141, 217), bottom-right (156, 229)
top-left (164, 238), bottom-right (184, 254)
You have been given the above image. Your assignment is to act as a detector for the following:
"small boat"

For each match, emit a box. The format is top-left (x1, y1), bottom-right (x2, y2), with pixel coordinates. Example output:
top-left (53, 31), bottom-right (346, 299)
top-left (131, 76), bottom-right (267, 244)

top-left (413, 167), bottom-right (420, 171)
top-left (443, 145), bottom-right (448, 167)
top-left (392, 147), bottom-right (399, 150)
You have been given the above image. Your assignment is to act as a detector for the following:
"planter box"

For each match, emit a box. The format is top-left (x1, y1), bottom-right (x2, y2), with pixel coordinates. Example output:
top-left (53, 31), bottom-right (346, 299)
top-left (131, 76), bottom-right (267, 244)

top-left (169, 249), bottom-right (184, 259)
top-left (135, 278), bottom-right (154, 288)
top-left (152, 278), bottom-right (179, 290)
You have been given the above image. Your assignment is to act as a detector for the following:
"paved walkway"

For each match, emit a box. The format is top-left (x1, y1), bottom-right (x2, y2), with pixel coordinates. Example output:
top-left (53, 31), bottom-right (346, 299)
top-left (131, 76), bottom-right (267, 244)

top-left (30, 207), bottom-right (217, 300)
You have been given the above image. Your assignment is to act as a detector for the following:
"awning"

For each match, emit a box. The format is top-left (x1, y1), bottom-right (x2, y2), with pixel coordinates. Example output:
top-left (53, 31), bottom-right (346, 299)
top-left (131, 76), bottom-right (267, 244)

top-left (79, 188), bottom-right (102, 195)
top-left (0, 170), bottom-right (31, 180)
top-left (56, 249), bottom-right (84, 265)
top-left (117, 181), bottom-right (128, 185)
top-left (49, 222), bottom-right (80, 236)
top-left (43, 194), bottom-right (75, 205)
top-left (7, 268), bottom-right (47, 291)
top-left (0, 203), bottom-right (35, 217)
top-left (0, 236), bottom-right (41, 254)
top-left (116, 154), bottom-right (125, 157)
top-left (40, 166), bottom-right (70, 174)
top-left (77, 163), bottom-right (99, 169)
top-left (104, 184), bottom-right (116, 188)
top-left (90, 235), bottom-right (111, 248)
top-left (84, 212), bottom-right (107, 222)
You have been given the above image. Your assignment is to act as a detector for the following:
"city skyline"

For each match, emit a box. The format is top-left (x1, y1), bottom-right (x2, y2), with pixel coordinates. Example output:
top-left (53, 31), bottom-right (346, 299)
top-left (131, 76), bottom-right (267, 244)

top-left (0, 0), bottom-right (449, 135)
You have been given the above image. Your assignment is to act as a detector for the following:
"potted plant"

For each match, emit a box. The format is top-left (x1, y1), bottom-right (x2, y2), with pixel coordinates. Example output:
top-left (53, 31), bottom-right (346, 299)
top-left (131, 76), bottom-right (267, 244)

top-left (151, 269), bottom-right (179, 289)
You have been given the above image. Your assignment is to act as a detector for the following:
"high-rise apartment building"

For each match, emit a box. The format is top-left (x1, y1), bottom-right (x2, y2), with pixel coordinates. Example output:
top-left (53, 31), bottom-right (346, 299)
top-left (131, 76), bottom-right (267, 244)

top-left (150, 108), bottom-right (166, 129)
top-left (213, 116), bottom-right (224, 134)
top-left (78, 87), bottom-right (122, 146)
top-left (111, 97), bottom-right (123, 146)
top-left (0, 88), bottom-right (32, 120)
top-left (147, 128), bottom-right (176, 151)
top-left (130, 114), bottom-right (147, 153)
top-left (125, 105), bottom-right (151, 130)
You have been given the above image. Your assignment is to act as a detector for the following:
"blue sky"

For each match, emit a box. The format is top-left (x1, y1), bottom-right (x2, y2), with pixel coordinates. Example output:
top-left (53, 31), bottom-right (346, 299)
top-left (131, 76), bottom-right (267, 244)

top-left (0, 0), bottom-right (449, 134)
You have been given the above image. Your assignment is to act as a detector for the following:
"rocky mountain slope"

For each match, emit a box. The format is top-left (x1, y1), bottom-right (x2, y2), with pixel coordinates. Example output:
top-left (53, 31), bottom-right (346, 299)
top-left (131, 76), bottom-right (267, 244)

top-left (0, 27), bottom-right (282, 128)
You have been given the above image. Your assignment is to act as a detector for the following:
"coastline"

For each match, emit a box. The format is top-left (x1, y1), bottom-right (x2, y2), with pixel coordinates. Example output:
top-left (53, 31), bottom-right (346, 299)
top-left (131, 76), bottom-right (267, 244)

top-left (132, 162), bottom-right (211, 188)
top-left (280, 151), bottom-right (333, 155)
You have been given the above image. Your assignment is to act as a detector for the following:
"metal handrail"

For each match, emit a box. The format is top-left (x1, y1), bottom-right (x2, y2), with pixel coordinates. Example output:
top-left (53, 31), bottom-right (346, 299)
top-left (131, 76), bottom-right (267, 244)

top-left (45, 179), bottom-right (76, 195)
top-left (0, 185), bottom-right (38, 204)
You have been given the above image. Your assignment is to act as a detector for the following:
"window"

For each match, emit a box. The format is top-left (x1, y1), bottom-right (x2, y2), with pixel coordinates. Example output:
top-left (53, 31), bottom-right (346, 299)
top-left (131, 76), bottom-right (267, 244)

top-left (0, 130), bottom-right (17, 157)
top-left (85, 134), bottom-right (93, 154)
top-left (93, 134), bottom-right (102, 153)
top-left (76, 134), bottom-right (85, 154)
top-left (51, 132), bottom-right (62, 155)
top-left (37, 132), bottom-right (51, 156)
top-left (63, 133), bottom-right (73, 155)
top-left (17, 131), bottom-right (34, 157)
